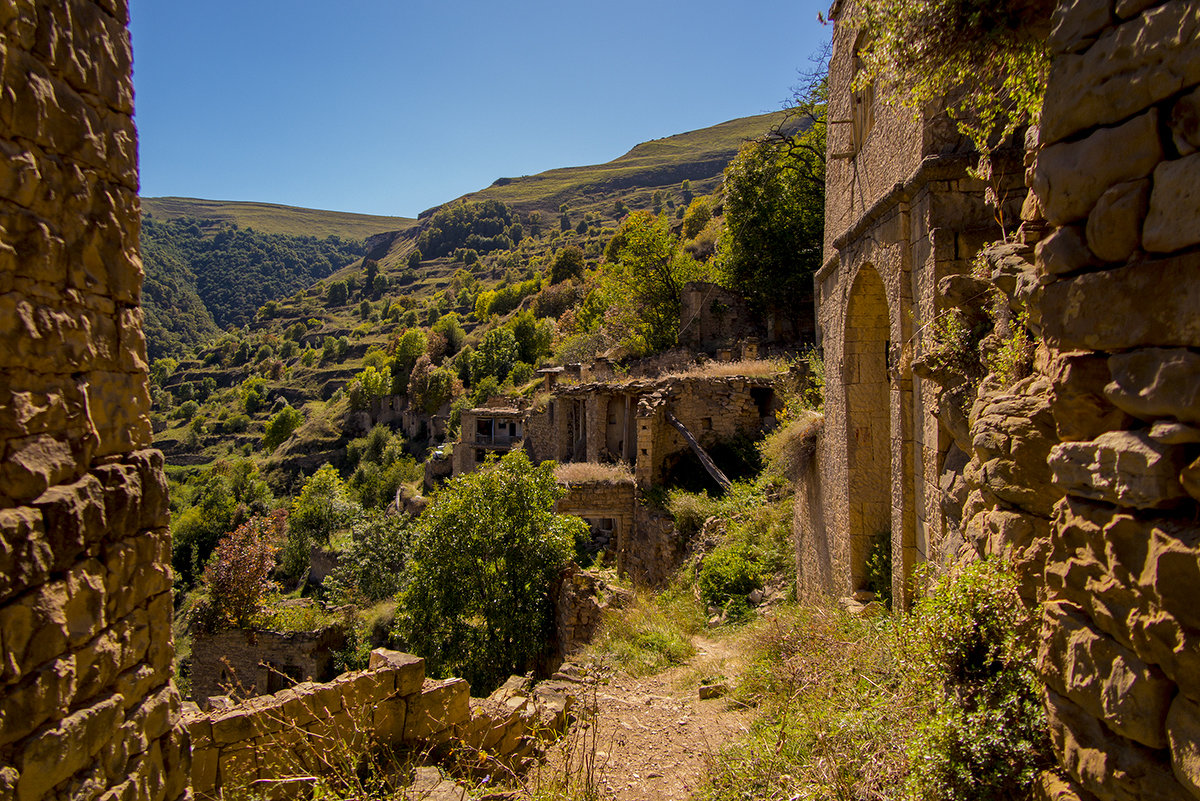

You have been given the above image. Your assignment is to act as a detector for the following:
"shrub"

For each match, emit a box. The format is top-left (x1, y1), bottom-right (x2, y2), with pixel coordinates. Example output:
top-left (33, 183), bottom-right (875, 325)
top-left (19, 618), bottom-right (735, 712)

top-left (199, 510), bottom-right (286, 631)
top-left (325, 512), bottom-right (414, 606)
top-left (666, 489), bottom-right (720, 539)
top-left (263, 404), bottom-right (303, 451)
top-left (282, 465), bottom-right (362, 578)
top-left (393, 450), bottom-right (584, 692)
top-left (698, 544), bottom-right (763, 612)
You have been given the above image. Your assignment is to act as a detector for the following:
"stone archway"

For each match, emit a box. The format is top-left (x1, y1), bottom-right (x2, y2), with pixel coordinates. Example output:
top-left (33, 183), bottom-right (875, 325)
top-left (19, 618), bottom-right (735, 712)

top-left (843, 265), bottom-right (891, 592)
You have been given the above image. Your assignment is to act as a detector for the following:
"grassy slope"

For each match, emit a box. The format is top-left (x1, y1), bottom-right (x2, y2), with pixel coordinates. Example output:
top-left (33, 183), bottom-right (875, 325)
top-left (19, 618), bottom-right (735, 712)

top-left (142, 197), bottom-right (418, 240)
top-left (457, 111), bottom-right (792, 217)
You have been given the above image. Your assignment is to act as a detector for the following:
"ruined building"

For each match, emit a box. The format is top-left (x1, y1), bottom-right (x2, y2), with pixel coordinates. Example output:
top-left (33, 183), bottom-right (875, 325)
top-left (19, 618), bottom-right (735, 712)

top-left (812, 0), bottom-right (1200, 797)
top-left (0, 2), bottom-right (189, 798)
top-left (454, 367), bottom-right (783, 583)
top-left (804, 0), bottom-right (1028, 602)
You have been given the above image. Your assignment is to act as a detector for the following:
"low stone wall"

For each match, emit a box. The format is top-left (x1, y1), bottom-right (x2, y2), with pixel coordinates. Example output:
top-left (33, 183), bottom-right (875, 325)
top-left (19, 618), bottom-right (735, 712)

top-left (184, 649), bottom-right (574, 798)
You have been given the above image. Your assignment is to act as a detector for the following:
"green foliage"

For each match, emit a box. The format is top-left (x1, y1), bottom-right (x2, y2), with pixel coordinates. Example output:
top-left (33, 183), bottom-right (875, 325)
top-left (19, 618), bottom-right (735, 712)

top-left (595, 211), bottom-right (712, 355)
top-left (551, 244), bottom-right (586, 284)
top-left (327, 280), bottom-right (349, 306)
top-left (681, 197), bottom-right (712, 239)
top-left (347, 364), bottom-right (392, 410)
top-left (907, 560), bottom-right (1051, 799)
top-left (263, 404), bottom-right (304, 451)
top-left (865, 531), bottom-right (894, 608)
top-left (852, 0), bottom-right (1049, 156)
top-left (510, 309), bottom-right (553, 365)
top-left (325, 512), bottom-right (414, 605)
top-left (198, 510), bottom-right (286, 632)
top-left (415, 199), bottom-right (514, 258)
top-left (431, 313), bottom-right (465, 355)
top-left (590, 592), bottom-right (699, 676)
top-left (393, 450), bottom-right (583, 692)
top-left (171, 472), bottom-right (236, 588)
top-left (719, 118), bottom-right (824, 319)
top-left (283, 464), bottom-right (362, 578)
top-left (471, 327), bottom-right (519, 384)
top-left (345, 426), bottom-right (420, 510)
top-left (407, 249), bottom-right (422, 269)
top-left (983, 308), bottom-right (1034, 389)
top-left (408, 357), bottom-right (457, 415)
top-left (390, 328), bottom-right (427, 395)
top-left (139, 216), bottom-right (363, 350)
top-left (665, 489), bottom-right (720, 539)
top-left (698, 544), bottom-right (763, 612)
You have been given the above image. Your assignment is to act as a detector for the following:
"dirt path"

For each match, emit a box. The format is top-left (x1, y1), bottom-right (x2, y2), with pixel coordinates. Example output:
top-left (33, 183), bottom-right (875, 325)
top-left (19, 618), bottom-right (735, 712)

top-left (534, 635), bottom-right (754, 801)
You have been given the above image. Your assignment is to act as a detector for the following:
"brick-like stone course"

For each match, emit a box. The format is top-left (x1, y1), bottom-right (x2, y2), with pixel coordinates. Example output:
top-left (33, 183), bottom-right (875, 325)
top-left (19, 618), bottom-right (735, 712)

top-left (183, 649), bottom-right (574, 799)
top-left (1, 3), bottom-right (186, 801)
top-left (1027, 1), bottom-right (1200, 797)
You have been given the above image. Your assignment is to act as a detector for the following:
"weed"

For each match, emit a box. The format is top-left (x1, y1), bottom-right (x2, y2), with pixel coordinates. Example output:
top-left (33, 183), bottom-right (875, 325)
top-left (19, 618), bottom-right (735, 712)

top-left (588, 590), bottom-right (701, 676)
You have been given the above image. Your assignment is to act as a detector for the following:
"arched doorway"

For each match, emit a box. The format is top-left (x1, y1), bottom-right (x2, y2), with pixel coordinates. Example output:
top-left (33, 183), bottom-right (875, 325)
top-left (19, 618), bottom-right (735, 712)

top-left (843, 265), bottom-right (891, 593)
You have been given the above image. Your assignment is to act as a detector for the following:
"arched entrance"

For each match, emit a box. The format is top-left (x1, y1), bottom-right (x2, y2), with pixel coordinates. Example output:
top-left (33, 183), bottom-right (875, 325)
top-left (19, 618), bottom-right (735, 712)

top-left (843, 265), bottom-right (891, 593)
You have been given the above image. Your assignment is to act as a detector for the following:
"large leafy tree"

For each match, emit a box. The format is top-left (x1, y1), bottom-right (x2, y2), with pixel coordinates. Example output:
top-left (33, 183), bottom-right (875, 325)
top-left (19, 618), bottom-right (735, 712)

top-left (393, 450), bottom-right (584, 692)
top-left (719, 73), bottom-right (826, 329)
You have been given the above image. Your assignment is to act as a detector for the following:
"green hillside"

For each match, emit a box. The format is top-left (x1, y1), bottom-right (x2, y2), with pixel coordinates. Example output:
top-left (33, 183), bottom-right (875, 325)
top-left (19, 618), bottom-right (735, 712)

top-left (458, 111), bottom-right (796, 218)
top-left (142, 197), bottom-right (417, 240)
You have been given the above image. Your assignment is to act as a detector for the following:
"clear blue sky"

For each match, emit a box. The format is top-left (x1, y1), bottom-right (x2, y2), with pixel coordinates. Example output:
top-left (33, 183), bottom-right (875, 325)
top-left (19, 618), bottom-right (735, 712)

top-left (130, 1), bottom-right (831, 218)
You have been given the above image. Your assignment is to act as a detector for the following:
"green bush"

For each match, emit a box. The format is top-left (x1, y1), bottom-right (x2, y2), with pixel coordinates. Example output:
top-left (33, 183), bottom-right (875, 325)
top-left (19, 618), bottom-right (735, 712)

top-left (698, 544), bottom-right (763, 610)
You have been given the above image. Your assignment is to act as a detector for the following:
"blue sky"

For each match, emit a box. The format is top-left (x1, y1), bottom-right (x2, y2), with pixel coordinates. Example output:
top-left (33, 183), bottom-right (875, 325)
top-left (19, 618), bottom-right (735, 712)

top-left (130, 1), bottom-right (830, 218)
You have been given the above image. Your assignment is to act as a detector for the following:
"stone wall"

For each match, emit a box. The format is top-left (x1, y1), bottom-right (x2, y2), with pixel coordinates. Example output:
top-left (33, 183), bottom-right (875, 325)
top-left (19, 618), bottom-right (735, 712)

top-left (184, 649), bottom-right (574, 798)
top-left (1023, 1), bottom-right (1200, 797)
top-left (189, 624), bottom-right (348, 708)
top-left (0, 3), bottom-right (188, 800)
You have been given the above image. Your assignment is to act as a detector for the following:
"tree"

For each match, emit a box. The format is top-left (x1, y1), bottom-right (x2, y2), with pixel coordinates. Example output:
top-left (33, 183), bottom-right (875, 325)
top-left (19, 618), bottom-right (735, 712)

top-left (432, 313), bottom-right (465, 355)
top-left (263, 404), bottom-right (304, 450)
top-left (718, 66), bottom-right (826, 325)
top-left (681, 197), bottom-right (712, 239)
top-left (550, 245), bottom-right (585, 284)
top-left (511, 309), bottom-right (552, 365)
top-left (599, 211), bottom-right (711, 354)
top-left (327, 280), bottom-right (348, 306)
top-left (283, 464), bottom-right (361, 577)
top-left (471, 327), bottom-right (518, 384)
top-left (407, 249), bottom-right (422, 269)
top-left (325, 511), bottom-right (414, 605)
top-left (200, 510), bottom-right (286, 630)
top-left (391, 328), bottom-right (428, 394)
top-left (393, 450), bottom-right (584, 692)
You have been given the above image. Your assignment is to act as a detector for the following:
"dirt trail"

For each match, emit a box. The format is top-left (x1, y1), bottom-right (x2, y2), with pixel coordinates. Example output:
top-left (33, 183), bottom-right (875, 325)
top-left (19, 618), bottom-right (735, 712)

top-left (537, 636), bottom-right (754, 801)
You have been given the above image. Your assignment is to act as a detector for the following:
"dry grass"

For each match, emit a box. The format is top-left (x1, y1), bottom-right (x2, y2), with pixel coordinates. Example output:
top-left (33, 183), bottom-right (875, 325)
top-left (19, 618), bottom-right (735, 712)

top-left (554, 462), bottom-right (635, 485)
top-left (662, 358), bottom-right (787, 381)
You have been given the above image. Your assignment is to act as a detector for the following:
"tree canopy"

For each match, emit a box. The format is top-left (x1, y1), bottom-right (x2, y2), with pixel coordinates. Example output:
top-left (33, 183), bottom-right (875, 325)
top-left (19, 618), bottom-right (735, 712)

top-left (393, 450), bottom-right (584, 692)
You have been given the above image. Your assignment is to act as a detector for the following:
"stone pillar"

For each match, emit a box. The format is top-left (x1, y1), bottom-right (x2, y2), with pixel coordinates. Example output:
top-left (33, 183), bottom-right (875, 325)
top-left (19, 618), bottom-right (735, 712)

top-left (0, 3), bottom-right (187, 800)
top-left (1029, 2), bottom-right (1200, 798)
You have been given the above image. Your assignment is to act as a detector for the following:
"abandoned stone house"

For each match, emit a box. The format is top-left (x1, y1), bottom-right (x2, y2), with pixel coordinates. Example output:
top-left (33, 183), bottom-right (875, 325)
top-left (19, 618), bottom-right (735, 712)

top-left (453, 368), bottom-right (783, 582)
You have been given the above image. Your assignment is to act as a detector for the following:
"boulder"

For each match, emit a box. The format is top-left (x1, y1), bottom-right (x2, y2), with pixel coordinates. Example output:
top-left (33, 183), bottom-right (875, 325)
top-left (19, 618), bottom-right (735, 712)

top-left (1050, 430), bottom-right (1189, 509)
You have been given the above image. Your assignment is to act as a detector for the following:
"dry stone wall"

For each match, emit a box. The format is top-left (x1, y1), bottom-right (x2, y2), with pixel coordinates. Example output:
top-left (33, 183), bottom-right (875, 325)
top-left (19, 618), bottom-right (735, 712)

top-left (1, 3), bottom-right (187, 801)
top-left (184, 649), bottom-right (574, 799)
top-left (1024, 1), bottom-right (1200, 797)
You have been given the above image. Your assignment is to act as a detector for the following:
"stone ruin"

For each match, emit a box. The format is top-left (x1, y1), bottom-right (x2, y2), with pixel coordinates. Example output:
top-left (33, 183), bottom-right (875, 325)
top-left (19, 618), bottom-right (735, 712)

top-left (0, 2), bottom-right (189, 799)
top-left (452, 367), bottom-right (783, 583)
top-left (812, 0), bottom-right (1200, 797)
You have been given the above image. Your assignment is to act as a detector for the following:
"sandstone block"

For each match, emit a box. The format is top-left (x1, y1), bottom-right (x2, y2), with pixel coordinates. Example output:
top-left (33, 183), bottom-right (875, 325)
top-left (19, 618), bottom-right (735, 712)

top-left (1040, 602), bottom-right (1174, 748)
top-left (1106, 348), bottom-right (1200, 424)
top-left (1170, 87), bottom-right (1200, 156)
top-left (211, 708), bottom-right (260, 746)
top-left (1045, 352), bottom-right (1133, 441)
top-left (0, 656), bottom-right (76, 748)
top-left (0, 506), bottom-right (51, 603)
top-left (1167, 694), bottom-right (1200, 798)
top-left (17, 692), bottom-right (123, 801)
top-left (1041, 1), bottom-right (1200, 144)
top-left (1182, 457), bottom-right (1200, 503)
top-left (1049, 0), bottom-right (1115, 55)
top-left (372, 696), bottom-right (408, 745)
top-left (1033, 110), bottom-right (1163, 226)
top-left (1050, 430), bottom-right (1188, 508)
top-left (33, 472), bottom-right (107, 570)
top-left (216, 746), bottom-right (259, 791)
top-left (1145, 154), bottom-right (1200, 253)
top-left (368, 649), bottom-right (424, 696)
top-left (1037, 225), bottom-right (1098, 278)
top-left (1086, 178), bottom-right (1149, 262)
top-left (2, 433), bottom-right (78, 505)
top-left (1045, 687), bottom-right (1190, 801)
top-left (404, 678), bottom-right (469, 742)
top-left (1036, 253), bottom-right (1200, 349)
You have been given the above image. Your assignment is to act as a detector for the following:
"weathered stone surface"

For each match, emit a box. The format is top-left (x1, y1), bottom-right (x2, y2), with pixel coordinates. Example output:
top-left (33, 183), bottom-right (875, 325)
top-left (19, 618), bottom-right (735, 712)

top-left (1033, 110), bottom-right (1163, 225)
top-left (1036, 253), bottom-right (1200, 349)
top-left (1167, 693), bottom-right (1200, 798)
top-left (367, 648), bottom-right (425, 696)
top-left (1106, 348), bottom-right (1200, 425)
top-left (1045, 687), bottom-right (1191, 801)
top-left (1049, 0), bottom-right (1114, 55)
top-left (1050, 430), bottom-right (1188, 508)
top-left (1037, 224), bottom-right (1099, 278)
top-left (1085, 179), bottom-right (1149, 262)
top-left (17, 693), bottom-right (123, 801)
top-left (404, 678), bottom-right (470, 742)
top-left (1145, 154), bottom-right (1200, 253)
top-left (1170, 87), bottom-right (1200, 156)
top-left (1045, 352), bottom-right (1132, 442)
top-left (1041, 602), bottom-right (1175, 748)
top-left (937, 273), bottom-right (993, 309)
top-left (1150, 422), bottom-right (1200, 445)
top-left (1041, 0), bottom-right (1200, 144)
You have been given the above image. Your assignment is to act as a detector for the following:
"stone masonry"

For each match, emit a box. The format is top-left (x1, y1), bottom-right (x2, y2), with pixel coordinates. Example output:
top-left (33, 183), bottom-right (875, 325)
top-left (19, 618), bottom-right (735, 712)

top-left (0, 3), bottom-right (188, 801)
top-left (1026, 1), bottom-right (1200, 797)
top-left (815, 0), bottom-right (1029, 605)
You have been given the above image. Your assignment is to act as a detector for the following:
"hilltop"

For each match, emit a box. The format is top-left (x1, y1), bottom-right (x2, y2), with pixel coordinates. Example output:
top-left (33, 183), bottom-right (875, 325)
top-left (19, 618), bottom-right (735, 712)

top-left (142, 197), bottom-right (418, 240)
